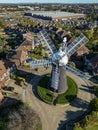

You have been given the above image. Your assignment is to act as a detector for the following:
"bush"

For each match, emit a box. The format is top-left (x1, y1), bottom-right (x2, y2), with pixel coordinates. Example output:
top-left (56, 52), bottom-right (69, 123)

top-left (94, 86), bottom-right (98, 97)
top-left (90, 98), bottom-right (98, 111)
top-left (11, 75), bottom-right (25, 87)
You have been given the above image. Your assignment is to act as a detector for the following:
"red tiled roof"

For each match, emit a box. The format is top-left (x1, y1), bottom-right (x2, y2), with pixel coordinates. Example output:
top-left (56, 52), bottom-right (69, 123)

top-left (0, 82), bottom-right (5, 88)
top-left (0, 60), bottom-right (7, 77)
top-left (76, 45), bottom-right (89, 56)
top-left (23, 32), bottom-right (34, 40)
top-left (17, 40), bottom-right (33, 52)
top-left (7, 50), bottom-right (27, 67)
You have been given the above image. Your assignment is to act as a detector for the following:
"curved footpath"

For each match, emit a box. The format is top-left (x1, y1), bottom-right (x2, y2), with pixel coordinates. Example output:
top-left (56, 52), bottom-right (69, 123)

top-left (21, 68), bottom-right (94, 130)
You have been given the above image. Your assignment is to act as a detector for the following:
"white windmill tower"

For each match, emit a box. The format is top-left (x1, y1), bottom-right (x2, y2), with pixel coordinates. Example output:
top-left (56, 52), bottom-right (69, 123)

top-left (29, 29), bottom-right (88, 94)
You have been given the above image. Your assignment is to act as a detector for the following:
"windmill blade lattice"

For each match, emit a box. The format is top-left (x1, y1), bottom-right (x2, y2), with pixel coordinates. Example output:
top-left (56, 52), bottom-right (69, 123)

top-left (29, 59), bottom-right (52, 69)
top-left (66, 33), bottom-right (89, 56)
top-left (38, 29), bottom-right (57, 55)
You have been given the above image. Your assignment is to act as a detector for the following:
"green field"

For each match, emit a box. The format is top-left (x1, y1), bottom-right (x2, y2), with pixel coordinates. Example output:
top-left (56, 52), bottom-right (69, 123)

top-left (38, 74), bottom-right (78, 104)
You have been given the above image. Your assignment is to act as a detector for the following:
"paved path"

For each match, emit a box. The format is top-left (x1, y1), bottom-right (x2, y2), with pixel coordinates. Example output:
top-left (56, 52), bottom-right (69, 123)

top-left (20, 67), bottom-right (94, 130)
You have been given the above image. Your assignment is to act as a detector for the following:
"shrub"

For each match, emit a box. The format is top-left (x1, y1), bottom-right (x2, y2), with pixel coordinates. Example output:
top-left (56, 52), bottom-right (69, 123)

top-left (90, 98), bottom-right (98, 111)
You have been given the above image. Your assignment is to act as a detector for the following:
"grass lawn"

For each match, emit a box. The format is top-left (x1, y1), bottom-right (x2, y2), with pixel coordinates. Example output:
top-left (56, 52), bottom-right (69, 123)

top-left (57, 76), bottom-right (78, 104)
top-left (38, 74), bottom-right (54, 104)
top-left (38, 74), bottom-right (78, 104)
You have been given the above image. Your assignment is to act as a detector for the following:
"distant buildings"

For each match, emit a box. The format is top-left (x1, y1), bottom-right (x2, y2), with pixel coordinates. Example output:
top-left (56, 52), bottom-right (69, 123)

top-left (24, 11), bottom-right (85, 21)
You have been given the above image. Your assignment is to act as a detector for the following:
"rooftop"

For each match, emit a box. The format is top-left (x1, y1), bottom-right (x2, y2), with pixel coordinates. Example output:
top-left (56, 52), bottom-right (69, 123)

top-left (7, 50), bottom-right (23, 59)
top-left (0, 60), bottom-right (14, 77)
top-left (26, 11), bottom-right (85, 19)
top-left (0, 60), bottom-right (7, 77)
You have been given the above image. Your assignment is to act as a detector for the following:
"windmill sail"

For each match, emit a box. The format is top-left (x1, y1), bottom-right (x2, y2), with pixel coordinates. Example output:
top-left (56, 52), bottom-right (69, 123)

top-left (29, 59), bottom-right (52, 68)
top-left (38, 29), bottom-right (57, 55)
top-left (66, 33), bottom-right (89, 56)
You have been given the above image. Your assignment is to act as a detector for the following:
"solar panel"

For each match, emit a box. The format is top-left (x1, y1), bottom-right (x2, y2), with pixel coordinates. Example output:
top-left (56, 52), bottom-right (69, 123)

top-left (39, 29), bottom-right (57, 55)
top-left (66, 33), bottom-right (89, 56)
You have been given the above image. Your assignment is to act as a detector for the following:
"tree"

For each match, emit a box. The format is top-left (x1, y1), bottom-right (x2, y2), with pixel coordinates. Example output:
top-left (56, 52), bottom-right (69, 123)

top-left (0, 18), bottom-right (7, 28)
top-left (90, 98), bottom-right (98, 111)
top-left (68, 61), bottom-right (76, 68)
top-left (0, 100), bottom-right (41, 130)
top-left (95, 87), bottom-right (98, 97)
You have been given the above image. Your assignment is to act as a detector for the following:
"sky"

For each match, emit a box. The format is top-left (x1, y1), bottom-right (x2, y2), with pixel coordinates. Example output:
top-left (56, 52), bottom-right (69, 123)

top-left (0, 0), bottom-right (97, 4)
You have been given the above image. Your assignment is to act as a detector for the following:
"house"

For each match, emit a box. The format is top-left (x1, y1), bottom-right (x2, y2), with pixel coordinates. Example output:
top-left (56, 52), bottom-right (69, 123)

top-left (23, 32), bottom-right (34, 41)
top-left (4, 60), bottom-right (16, 76)
top-left (0, 60), bottom-right (10, 85)
top-left (76, 45), bottom-right (90, 57)
top-left (17, 40), bottom-right (34, 52)
top-left (0, 82), bottom-right (5, 88)
top-left (7, 50), bottom-right (28, 68)
top-left (22, 32), bottom-right (34, 50)
top-left (0, 60), bottom-right (16, 85)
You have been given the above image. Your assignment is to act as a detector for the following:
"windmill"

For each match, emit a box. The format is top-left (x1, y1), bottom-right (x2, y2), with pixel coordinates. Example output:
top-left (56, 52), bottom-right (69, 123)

top-left (29, 29), bottom-right (89, 94)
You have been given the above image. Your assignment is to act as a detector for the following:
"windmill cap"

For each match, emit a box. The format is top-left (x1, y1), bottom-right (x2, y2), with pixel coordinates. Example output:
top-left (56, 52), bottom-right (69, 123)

top-left (63, 37), bottom-right (67, 42)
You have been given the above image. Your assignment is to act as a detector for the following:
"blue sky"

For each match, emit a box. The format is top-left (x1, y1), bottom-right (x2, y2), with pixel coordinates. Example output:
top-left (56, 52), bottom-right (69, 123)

top-left (0, 0), bottom-right (97, 3)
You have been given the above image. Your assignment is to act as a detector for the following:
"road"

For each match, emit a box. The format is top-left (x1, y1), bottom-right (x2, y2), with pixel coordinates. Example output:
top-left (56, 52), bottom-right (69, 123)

top-left (21, 67), bottom-right (94, 130)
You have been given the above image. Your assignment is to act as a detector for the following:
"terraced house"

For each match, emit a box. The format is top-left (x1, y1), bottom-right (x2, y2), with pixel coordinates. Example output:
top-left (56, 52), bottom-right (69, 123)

top-left (0, 60), bottom-right (16, 85)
